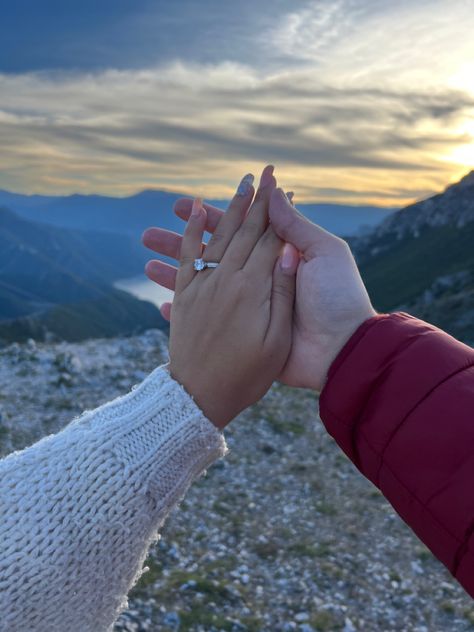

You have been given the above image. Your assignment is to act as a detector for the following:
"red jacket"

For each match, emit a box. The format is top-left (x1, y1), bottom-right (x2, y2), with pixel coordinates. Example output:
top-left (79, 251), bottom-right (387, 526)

top-left (319, 312), bottom-right (474, 598)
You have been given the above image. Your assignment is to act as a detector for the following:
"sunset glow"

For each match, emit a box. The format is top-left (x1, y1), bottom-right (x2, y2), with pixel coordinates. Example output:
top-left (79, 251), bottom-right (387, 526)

top-left (0, 0), bottom-right (473, 206)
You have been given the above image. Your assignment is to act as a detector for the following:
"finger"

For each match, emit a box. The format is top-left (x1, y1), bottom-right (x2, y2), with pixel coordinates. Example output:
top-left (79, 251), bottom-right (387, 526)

top-left (160, 302), bottom-right (172, 321)
top-left (269, 187), bottom-right (332, 258)
top-left (142, 227), bottom-right (204, 261)
top-left (144, 259), bottom-right (177, 291)
top-left (174, 198), bottom-right (225, 233)
top-left (264, 243), bottom-right (299, 347)
top-left (221, 164), bottom-right (277, 270)
top-left (175, 198), bottom-right (208, 294)
top-left (202, 173), bottom-right (255, 263)
top-left (243, 224), bottom-right (283, 276)
top-left (286, 191), bottom-right (294, 205)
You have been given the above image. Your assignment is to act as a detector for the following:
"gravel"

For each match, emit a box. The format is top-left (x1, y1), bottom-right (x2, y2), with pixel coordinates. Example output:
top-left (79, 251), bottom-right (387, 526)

top-left (0, 330), bottom-right (472, 631)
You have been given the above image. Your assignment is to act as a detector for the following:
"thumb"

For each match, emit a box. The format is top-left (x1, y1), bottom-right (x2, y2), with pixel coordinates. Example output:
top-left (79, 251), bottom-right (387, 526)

top-left (269, 187), bottom-right (331, 257)
top-left (265, 243), bottom-right (299, 346)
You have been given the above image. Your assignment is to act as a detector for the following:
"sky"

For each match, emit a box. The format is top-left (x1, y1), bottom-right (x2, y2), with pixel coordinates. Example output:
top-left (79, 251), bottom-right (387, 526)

top-left (0, 0), bottom-right (473, 206)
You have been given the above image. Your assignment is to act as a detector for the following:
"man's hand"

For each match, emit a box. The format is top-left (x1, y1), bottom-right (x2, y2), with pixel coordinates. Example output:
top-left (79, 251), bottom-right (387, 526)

top-left (267, 188), bottom-right (376, 391)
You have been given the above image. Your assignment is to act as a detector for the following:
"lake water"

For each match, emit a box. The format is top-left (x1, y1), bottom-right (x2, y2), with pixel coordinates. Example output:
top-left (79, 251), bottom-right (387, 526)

top-left (114, 275), bottom-right (174, 308)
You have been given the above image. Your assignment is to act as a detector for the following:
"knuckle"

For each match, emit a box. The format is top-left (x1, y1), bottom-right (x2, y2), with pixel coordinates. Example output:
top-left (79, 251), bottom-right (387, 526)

top-left (208, 230), bottom-right (225, 246)
top-left (332, 236), bottom-right (350, 252)
top-left (234, 270), bottom-right (251, 294)
top-left (265, 227), bottom-right (281, 247)
top-left (273, 281), bottom-right (293, 301)
top-left (180, 255), bottom-right (196, 267)
top-left (239, 220), bottom-right (261, 237)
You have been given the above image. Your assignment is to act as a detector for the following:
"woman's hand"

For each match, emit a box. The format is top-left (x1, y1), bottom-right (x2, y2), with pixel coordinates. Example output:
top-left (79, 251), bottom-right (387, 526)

top-left (145, 167), bottom-right (299, 428)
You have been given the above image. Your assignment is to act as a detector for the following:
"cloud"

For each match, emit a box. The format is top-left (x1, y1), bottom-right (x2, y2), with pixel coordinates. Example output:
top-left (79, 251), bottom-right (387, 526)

top-left (1, 60), bottom-right (473, 203)
top-left (0, 0), bottom-right (473, 204)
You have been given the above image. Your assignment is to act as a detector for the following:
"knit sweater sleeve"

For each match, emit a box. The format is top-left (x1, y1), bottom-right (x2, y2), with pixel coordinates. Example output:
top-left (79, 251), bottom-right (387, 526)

top-left (0, 364), bottom-right (227, 632)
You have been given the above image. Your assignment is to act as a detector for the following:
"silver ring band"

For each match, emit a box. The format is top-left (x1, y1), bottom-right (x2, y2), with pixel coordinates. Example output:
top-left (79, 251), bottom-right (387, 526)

top-left (193, 258), bottom-right (219, 271)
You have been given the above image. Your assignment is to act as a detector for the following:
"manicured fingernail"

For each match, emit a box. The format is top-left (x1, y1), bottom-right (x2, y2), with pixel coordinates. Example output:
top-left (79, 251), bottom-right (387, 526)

top-left (259, 164), bottom-right (274, 189)
top-left (191, 198), bottom-right (202, 216)
top-left (281, 243), bottom-right (294, 271)
top-left (236, 173), bottom-right (254, 196)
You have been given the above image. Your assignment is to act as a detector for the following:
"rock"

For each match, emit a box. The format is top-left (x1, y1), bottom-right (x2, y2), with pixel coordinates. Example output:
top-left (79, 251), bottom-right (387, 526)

top-left (162, 611), bottom-right (180, 629)
top-left (410, 560), bottom-right (424, 575)
top-left (343, 617), bottom-right (357, 632)
top-left (295, 612), bottom-right (309, 622)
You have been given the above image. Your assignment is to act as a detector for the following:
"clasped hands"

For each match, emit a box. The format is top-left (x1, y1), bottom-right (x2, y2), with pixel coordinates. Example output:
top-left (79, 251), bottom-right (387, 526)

top-left (143, 165), bottom-right (375, 429)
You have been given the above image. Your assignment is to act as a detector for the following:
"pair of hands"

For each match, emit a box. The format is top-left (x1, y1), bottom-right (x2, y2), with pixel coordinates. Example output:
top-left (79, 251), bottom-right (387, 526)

top-left (143, 166), bottom-right (375, 429)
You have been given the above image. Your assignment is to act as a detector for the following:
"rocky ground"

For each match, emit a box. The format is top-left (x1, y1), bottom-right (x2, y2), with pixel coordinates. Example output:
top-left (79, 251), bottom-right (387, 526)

top-left (0, 330), bottom-right (473, 632)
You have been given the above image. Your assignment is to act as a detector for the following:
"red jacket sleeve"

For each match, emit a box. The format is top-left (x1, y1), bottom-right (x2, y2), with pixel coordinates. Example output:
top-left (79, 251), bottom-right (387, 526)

top-left (319, 312), bottom-right (474, 597)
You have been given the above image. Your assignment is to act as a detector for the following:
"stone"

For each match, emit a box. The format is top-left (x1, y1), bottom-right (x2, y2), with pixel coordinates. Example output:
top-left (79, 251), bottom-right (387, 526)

top-left (295, 612), bottom-right (309, 622)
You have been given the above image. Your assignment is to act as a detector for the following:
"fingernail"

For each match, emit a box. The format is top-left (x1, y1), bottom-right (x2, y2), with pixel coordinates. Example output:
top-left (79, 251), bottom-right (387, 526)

top-left (236, 173), bottom-right (254, 196)
top-left (280, 243), bottom-right (294, 271)
top-left (191, 197), bottom-right (202, 216)
top-left (259, 164), bottom-right (274, 189)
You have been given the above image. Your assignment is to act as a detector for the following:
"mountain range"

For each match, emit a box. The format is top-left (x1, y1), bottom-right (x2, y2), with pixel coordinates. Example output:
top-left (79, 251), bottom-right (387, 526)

top-left (0, 185), bottom-right (396, 344)
top-left (0, 207), bottom-right (166, 342)
top-left (352, 170), bottom-right (474, 344)
top-left (1, 172), bottom-right (472, 345)
top-left (0, 188), bottom-right (395, 239)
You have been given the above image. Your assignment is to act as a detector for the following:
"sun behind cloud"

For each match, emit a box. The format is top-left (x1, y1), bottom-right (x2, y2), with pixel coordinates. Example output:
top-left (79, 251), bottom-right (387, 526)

top-left (0, 0), bottom-right (473, 205)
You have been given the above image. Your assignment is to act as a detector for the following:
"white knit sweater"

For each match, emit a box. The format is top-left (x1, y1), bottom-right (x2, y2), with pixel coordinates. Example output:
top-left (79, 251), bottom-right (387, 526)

top-left (0, 364), bottom-right (227, 632)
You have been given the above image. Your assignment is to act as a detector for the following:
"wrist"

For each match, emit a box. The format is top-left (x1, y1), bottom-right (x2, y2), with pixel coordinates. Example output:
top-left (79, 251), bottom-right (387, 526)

top-left (169, 364), bottom-right (231, 430)
top-left (319, 309), bottom-right (379, 392)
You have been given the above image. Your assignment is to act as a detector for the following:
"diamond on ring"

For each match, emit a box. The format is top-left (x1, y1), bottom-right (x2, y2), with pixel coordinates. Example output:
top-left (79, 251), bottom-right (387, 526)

top-left (193, 258), bottom-right (219, 271)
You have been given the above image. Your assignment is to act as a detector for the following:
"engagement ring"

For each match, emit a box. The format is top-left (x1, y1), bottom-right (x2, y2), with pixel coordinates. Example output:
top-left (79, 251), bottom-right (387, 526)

top-left (193, 258), bottom-right (219, 271)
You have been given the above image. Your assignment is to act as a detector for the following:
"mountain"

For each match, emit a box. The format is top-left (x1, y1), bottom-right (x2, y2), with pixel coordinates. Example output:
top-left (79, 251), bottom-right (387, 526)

top-left (0, 189), bottom-right (195, 239)
top-left (296, 203), bottom-right (396, 236)
top-left (0, 289), bottom-right (164, 344)
top-left (352, 170), bottom-right (474, 344)
top-left (0, 207), bottom-right (167, 342)
top-left (0, 188), bottom-right (395, 239)
top-left (0, 206), bottom-right (151, 283)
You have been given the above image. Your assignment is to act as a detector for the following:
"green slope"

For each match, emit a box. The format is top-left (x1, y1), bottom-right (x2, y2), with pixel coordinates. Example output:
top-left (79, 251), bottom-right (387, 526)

top-left (358, 221), bottom-right (474, 312)
top-left (0, 290), bottom-right (168, 344)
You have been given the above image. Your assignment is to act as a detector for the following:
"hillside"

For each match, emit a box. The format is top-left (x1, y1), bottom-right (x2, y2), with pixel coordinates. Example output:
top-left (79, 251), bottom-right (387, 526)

top-left (0, 289), bottom-right (166, 343)
top-left (0, 206), bottom-right (149, 289)
top-left (352, 171), bottom-right (474, 344)
top-left (1, 331), bottom-right (473, 631)
top-left (0, 207), bottom-right (167, 342)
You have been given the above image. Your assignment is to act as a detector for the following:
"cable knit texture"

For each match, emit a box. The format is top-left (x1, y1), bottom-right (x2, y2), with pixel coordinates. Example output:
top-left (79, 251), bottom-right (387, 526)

top-left (0, 364), bottom-right (227, 632)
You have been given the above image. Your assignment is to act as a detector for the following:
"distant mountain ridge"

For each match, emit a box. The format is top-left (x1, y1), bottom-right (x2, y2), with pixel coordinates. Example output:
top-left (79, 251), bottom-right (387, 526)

top-left (2, 173), bottom-right (472, 344)
top-left (0, 205), bottom-right (148, 275)
top-left (352, 170), bottom-right (474, 344)
top-left (0, 188), bottom-right (396, 239)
